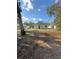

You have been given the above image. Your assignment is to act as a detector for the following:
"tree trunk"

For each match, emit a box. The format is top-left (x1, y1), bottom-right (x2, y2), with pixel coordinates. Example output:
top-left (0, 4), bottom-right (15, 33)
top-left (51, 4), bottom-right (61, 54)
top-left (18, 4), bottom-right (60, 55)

top-left (17, 2), bottom-right (26, 36)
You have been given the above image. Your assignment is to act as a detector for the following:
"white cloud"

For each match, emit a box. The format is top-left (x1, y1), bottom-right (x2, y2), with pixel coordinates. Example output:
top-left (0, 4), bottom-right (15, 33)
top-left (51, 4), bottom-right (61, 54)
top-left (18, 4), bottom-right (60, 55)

top-left (22, 16), bottom-right (28, 20)
top-left (30, 18), bottom-right (38, 23)
top-left (23, 6), bottom-right (25, 9)
top-left (23, 0), bottom-right (33, 11)
top-left (38, 9), bottom-right (41, 11)
top-left (32, 18), bottom-right (36, 21)
top-left (22, 17), bottom-right (43, 23)
top-left (25, 8), bottom-right (30, 11)
top-left (32, 18), bottom-right (42, 21)
top-left (34, 21), bottom-right (38, 23)
top-left (32, 18), bottom-right (43, 22)
top-left (55, 0), bottom-right (58, 3)
top-left (22, 16), bottom-right (30, 23)
top-left (39, 18), bottom-right (42, 21)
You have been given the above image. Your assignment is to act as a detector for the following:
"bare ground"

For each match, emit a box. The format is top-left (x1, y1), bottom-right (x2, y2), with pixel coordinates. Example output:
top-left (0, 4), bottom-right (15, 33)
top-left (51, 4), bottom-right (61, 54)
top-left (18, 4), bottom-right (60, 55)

top-left (17, 31), bottom-right (61, 59)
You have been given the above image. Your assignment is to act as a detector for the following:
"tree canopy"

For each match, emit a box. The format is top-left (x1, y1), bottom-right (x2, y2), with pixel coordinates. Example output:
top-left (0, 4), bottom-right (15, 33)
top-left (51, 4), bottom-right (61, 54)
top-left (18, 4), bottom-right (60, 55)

top-left (47, 3), bottom-right (61, 31)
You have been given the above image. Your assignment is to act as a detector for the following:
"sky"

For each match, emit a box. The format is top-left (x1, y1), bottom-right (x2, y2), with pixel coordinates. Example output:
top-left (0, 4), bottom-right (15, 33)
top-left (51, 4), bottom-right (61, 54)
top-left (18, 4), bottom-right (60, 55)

top-left (19, 0), bottom-right (58, 23)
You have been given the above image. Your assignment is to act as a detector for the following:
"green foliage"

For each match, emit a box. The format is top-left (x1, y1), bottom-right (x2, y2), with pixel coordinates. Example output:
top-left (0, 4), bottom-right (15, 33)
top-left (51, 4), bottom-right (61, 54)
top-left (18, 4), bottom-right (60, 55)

top-left (28, 22), bottom-right (34, 26)
top-left (47, 4), bottom-right (61, 31)
top-left (23, 22), bottom-right (29, 25)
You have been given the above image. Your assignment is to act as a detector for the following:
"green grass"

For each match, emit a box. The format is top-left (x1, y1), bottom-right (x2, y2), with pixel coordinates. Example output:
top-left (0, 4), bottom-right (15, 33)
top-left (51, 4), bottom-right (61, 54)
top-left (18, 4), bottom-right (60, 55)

top-left (26, 28), bottom-right (54, 32)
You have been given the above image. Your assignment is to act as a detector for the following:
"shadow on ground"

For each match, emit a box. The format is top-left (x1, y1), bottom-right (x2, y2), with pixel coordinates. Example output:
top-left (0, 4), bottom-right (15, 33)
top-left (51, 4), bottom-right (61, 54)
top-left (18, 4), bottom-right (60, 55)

top-left (17, 31), bottom-right (61, 59)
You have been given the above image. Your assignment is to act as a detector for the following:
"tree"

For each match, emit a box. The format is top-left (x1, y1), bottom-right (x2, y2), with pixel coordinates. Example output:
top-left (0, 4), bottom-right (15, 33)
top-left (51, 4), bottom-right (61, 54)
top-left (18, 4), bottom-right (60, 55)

top-left (23, 22), bottom-right (29, 26)
top-left (47, 3), bottom-right (61, 31)
top-left (17, 0), bottom-right (26, 36)
top-left (27, 22), bottom-right (34, 28)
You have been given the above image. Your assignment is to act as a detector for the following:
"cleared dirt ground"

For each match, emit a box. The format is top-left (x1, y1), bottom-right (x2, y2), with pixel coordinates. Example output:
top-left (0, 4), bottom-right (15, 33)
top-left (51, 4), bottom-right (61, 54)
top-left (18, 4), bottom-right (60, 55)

top-left (17, 31), bottom-right (61, 59)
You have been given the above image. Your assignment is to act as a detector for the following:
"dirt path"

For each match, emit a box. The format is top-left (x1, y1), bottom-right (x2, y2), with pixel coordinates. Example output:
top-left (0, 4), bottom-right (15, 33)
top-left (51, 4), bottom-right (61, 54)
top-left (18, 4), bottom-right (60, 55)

top-left (17, 31), bottom-right (61, 59)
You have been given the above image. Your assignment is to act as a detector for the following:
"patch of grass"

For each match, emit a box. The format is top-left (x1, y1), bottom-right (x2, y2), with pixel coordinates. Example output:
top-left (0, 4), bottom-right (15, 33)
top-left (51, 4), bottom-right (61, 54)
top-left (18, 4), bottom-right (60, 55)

top-left (27, 28), bottom-right (53, 31)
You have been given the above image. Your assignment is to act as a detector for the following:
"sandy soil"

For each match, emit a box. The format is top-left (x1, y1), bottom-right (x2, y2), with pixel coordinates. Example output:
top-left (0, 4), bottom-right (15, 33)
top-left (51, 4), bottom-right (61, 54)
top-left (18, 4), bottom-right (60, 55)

top-left (17, 31), bottom-right (61, 59)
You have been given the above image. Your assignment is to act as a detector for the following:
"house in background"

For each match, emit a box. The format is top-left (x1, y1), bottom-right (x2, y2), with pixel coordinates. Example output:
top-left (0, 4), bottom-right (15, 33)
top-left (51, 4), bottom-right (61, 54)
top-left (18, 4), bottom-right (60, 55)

top-left (30, 22), bottom-right (52, 29)
top-left (17, 21), bottom-right (53, 31)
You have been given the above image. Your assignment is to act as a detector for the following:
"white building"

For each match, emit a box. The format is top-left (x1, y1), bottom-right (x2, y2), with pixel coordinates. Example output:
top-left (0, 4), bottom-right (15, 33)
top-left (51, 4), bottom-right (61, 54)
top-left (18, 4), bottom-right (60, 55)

top-left (30, 23), bottom-right (52, 29)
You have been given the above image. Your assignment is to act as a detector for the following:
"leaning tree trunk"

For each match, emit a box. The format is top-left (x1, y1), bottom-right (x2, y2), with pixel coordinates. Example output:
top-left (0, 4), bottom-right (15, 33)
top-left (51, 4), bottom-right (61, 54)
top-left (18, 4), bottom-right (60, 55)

top-left (17, 2), bottom-right (26, 36)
